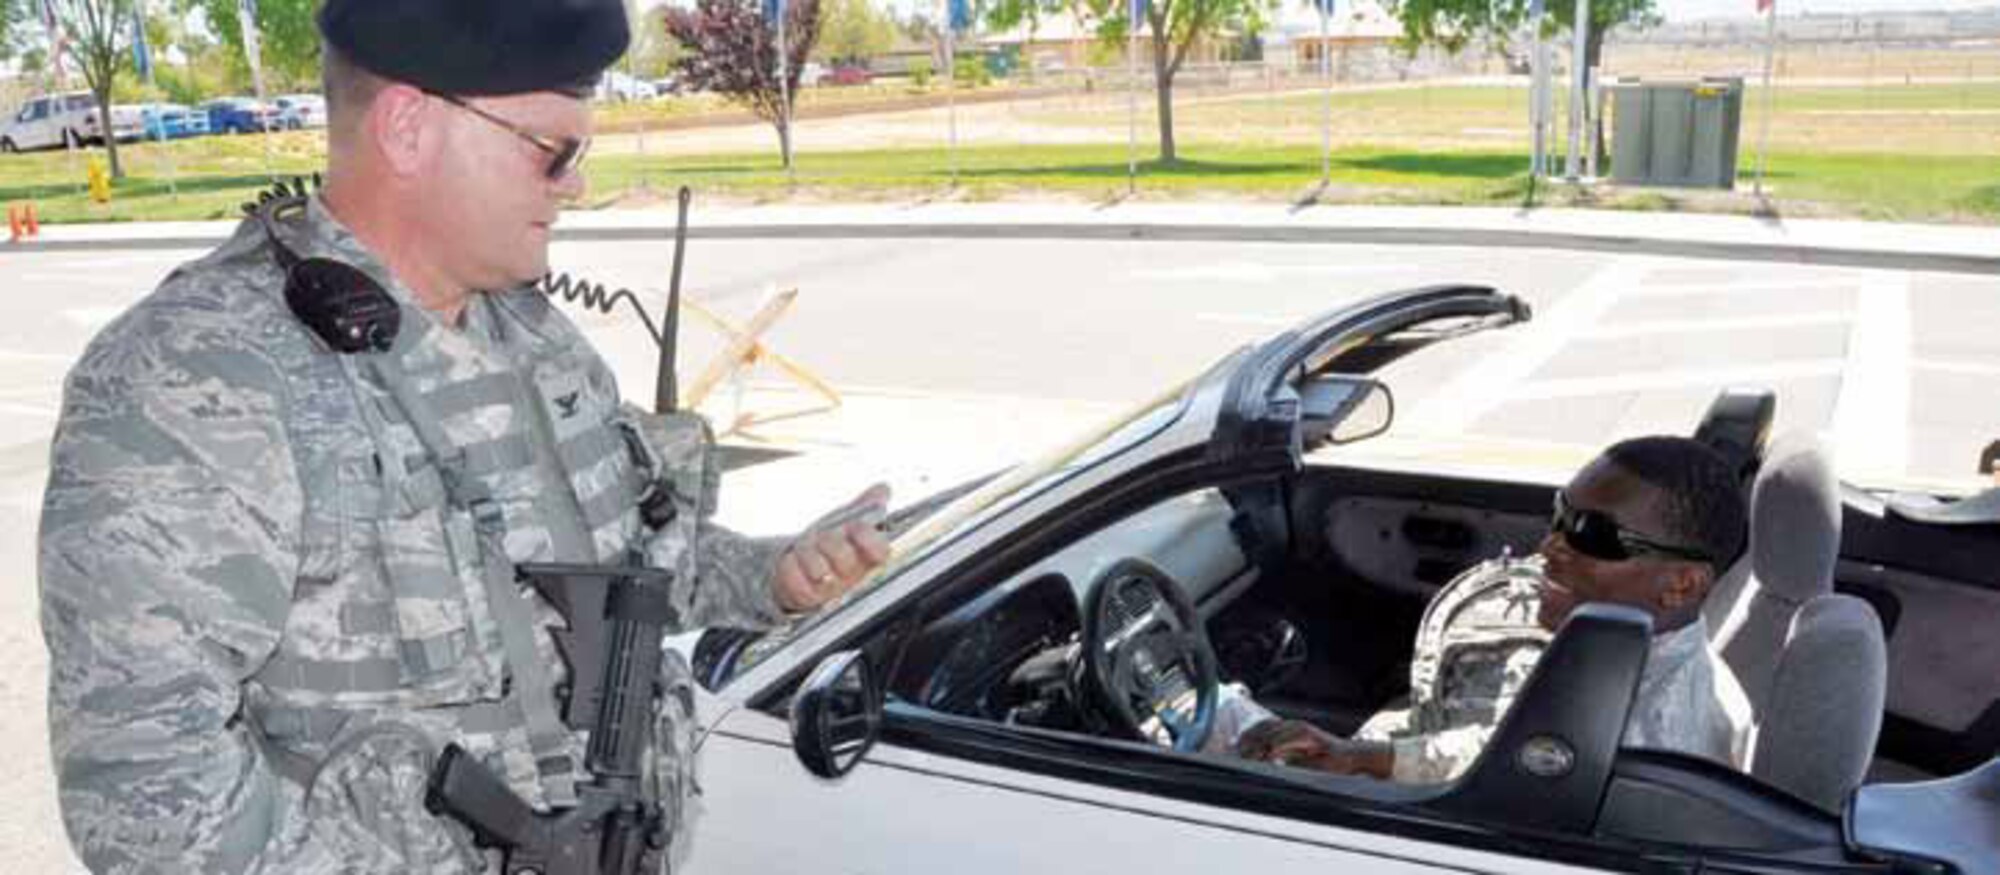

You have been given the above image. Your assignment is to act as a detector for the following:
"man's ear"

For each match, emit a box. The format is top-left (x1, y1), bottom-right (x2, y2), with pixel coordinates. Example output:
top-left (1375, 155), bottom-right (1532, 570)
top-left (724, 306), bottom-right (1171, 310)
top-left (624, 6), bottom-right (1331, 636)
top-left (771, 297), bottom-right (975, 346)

top-left (367, 83), bottom-right (430, 179)
top-left (1657, 565), bottom-right (1710, 613)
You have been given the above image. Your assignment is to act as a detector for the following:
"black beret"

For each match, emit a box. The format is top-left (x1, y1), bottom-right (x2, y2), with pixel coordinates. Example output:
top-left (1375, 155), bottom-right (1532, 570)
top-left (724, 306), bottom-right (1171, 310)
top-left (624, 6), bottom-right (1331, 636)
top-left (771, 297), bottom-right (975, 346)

top-left (318, 0), bottom-right (631, 97)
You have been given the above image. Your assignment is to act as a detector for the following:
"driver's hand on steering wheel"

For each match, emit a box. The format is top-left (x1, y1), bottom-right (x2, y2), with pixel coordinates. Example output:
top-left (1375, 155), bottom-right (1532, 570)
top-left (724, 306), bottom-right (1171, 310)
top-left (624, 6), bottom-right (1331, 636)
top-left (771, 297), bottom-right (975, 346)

top-left (1236, 719), bottom-right (1394, 779)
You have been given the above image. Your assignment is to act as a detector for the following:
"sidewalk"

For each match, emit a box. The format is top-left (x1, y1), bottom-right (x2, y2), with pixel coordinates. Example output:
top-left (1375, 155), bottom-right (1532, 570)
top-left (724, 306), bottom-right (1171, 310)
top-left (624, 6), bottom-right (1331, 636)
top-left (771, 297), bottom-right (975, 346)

top-left (17, 203), bottom-right (2000, 273)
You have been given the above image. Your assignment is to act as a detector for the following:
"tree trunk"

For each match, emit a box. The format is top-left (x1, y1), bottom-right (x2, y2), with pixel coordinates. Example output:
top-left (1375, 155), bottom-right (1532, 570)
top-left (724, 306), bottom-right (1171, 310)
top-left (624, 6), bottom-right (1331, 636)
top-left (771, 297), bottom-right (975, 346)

top-left (1153, 38), bottom-right (1176, 163)
top-left (1586, 26), bottom-right (1607, 171)
top-left (94, 88), bottom-right (123, 180)
top-left (775, 115), bottom-right (793, 169)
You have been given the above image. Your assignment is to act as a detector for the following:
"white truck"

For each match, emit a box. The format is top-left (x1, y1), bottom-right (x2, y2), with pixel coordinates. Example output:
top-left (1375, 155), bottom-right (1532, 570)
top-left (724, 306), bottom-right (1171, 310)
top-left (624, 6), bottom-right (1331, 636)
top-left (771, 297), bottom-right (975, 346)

top-left (0, 92), bottom-right (138, 152)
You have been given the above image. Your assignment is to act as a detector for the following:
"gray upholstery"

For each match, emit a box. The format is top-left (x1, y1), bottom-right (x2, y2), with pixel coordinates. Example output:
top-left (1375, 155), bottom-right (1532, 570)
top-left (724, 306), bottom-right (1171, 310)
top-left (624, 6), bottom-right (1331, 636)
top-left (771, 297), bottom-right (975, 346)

top-left (1701, 433), bottom-right (1887, 812)
top-left (1705, 433), bottom-right (1843, 706)
top-left (1750, 595), bottom-right (1888, 812)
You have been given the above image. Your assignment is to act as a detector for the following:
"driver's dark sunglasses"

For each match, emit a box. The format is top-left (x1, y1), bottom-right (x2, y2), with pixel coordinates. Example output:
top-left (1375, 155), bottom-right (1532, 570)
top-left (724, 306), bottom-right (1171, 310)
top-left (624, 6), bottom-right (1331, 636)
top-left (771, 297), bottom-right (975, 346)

top-left (427, 91), bottom-right (590, 181)
top-left (1551, 491), bottom-right (1713, 565)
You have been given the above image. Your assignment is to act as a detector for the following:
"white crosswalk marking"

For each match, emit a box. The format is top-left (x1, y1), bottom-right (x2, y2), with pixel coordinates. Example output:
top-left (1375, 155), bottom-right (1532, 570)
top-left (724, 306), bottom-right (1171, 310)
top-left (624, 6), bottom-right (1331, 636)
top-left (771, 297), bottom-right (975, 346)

top-left (1578, 312), bottom-right (1855, 340)
top-left (1403, 256), bottom-right (1651, 436)
top-left (1628, 278), bottom-right (1863, 298)
top-left (1829, 274), bottom-right (1913, 481)
top-left (1513, 360), bottom-right (1849, 400)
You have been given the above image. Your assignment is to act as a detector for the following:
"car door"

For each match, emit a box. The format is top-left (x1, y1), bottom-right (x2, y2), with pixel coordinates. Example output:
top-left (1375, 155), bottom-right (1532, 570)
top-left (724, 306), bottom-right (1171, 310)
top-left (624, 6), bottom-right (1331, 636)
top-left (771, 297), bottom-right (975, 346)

top-left (63, 94), bottom-right (96, 142)
top-left (20, 98), bottom-right (54, 148)
top-left (1836, 490), bottom-right (2000, 782)
top-left (687, 701), bottom-right (1605, 875)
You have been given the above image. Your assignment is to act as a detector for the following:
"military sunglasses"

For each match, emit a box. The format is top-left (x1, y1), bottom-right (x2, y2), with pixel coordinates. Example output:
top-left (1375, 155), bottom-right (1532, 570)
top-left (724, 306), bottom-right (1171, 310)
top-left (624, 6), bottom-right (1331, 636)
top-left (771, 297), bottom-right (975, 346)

top-left (1551, 490), bottom-right (1713, 565)
top-left (428, 91), bottom-right (591, 181)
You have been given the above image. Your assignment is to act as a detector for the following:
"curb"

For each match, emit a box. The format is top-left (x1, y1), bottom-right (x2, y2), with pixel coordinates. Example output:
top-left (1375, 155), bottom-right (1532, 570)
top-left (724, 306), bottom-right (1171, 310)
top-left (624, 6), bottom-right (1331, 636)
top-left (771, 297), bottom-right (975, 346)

top-left (14, 218), bottom-right (1999, 276)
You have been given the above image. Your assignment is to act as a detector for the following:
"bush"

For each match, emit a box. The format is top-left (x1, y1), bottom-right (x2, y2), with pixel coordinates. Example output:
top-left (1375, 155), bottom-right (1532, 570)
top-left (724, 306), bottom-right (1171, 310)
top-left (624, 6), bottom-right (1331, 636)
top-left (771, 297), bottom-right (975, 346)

top-left (953, 55), bottom-right (990, 87)
top-left (909, 57), bottom-right (933, 88)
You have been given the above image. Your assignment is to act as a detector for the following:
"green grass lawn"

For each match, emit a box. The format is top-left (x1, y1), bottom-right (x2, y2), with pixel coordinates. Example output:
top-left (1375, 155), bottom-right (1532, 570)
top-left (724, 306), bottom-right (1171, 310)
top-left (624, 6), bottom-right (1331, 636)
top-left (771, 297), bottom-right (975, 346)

top-left (592, 144), bottom-right (2000, 222)
top-left (1, 83), bottom-right (1993, 225)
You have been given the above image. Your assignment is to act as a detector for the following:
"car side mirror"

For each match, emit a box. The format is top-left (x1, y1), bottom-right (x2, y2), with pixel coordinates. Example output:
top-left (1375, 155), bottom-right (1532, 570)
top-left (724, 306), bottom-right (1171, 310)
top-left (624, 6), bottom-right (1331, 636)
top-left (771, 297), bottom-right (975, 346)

top-left (1334, 380), bottom-right (1394, 444)
top-left (1297, 375), bottom-right (1395, 452)
top-left (789, 650), bottom-right (881, 780)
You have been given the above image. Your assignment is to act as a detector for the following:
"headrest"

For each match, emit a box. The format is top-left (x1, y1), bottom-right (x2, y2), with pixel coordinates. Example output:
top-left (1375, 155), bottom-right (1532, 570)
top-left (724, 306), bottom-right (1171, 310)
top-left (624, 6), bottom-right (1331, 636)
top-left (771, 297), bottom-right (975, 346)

top-left (1750, 433), bottom-right (1841, 604)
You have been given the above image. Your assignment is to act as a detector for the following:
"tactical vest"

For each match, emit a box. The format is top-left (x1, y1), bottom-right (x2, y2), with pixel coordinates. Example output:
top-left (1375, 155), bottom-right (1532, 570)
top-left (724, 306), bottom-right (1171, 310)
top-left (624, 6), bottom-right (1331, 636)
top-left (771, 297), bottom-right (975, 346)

top-left (234, 209), bottom-right (711, 822)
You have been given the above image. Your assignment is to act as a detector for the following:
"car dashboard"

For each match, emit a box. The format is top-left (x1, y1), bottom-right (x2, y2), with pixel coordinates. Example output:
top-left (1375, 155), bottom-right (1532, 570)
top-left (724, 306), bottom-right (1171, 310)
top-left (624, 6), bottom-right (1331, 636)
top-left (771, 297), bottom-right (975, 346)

top-left (891, 489), bottom-right (1255, 722)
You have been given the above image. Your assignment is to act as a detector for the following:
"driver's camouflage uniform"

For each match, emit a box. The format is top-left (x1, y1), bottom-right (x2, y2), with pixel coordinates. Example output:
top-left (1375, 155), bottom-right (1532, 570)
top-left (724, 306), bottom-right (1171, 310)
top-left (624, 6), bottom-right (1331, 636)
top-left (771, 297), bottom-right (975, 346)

top-left (1352, 554), bottom-right (1552, 783)
top-left (1209, 555), bottom-right (1549, 767)
top-left (1354, 553), bottom-right (1748, 784)
top-left (40, 198), bottom-right (790, 873)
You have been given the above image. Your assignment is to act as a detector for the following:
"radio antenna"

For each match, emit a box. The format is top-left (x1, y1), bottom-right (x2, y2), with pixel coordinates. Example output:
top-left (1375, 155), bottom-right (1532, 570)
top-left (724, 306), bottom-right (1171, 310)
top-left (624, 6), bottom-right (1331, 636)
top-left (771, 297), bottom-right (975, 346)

top-left (656, 186), bottom-right (692, 413)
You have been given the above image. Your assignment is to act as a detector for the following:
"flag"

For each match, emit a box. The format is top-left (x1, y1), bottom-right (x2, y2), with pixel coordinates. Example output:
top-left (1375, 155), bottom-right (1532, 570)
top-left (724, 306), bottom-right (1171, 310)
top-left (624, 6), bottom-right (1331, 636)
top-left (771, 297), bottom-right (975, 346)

top-left (1756, 0), bottom-right (1774, 12)
top-left (238, 0), bottom-right (268, 100)
top-left (39, 0), bottom-right (70, 82)
top-left (1311, 0), bottom-right (1335, 14)
top-left (132, 5), bottom-right (154, 85)
top-left (1129, 0), bottom-right (1147, 23)
top-left (762, 0), bottom-right (785, 30)
top-left (948, 0), bottom-right (971, 34)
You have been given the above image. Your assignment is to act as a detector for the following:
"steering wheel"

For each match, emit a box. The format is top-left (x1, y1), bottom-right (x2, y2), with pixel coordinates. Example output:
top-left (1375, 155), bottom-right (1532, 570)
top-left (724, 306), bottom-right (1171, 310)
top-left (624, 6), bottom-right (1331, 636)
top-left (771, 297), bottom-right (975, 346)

top-left (1079, 558), bottom-right (1220, 753)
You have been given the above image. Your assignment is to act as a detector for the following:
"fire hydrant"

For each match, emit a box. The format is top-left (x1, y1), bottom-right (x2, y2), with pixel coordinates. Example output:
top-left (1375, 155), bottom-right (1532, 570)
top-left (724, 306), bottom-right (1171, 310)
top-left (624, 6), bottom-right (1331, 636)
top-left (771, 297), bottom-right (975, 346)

top-left (86, 157), bottom-right (111, 204)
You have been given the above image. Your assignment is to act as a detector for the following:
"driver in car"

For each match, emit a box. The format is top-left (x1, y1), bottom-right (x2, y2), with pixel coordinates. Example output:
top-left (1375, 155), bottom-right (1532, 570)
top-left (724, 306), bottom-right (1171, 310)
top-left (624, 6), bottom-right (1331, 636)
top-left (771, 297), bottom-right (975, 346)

top-left (1225, 436), bottom-right (1752, 784)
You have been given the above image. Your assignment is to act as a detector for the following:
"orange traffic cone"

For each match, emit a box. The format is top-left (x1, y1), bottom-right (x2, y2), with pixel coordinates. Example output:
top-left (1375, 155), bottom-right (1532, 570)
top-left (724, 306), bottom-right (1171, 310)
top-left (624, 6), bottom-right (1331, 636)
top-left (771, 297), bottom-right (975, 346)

top-left (22, 203), bottom-right (38, 237)
top-left (6, 205), bottom-right (21, 243)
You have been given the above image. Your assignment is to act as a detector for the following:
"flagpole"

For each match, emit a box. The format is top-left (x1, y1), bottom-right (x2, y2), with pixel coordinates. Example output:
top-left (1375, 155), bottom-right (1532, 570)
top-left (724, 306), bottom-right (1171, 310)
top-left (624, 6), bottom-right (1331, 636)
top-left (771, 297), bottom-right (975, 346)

top-left (236, 0), bottom-right (274, 182)
top-left (1528, 0), bottom-right (1548, 181)
top-left (1318, 0), bottom-right (1332, 187)
top-left (40, 0), bottom-right (82, 196)
top-left (1753, 0), bottom-right (1778, 196)
top-left (946, 1), bottom-right (958, 188)
top-left (777, 0), bottom-right (794, 185)
top-left (1126, 0), bottom-right (1138, 196)
top-left (1565, 0), bottom-right (1587, 180)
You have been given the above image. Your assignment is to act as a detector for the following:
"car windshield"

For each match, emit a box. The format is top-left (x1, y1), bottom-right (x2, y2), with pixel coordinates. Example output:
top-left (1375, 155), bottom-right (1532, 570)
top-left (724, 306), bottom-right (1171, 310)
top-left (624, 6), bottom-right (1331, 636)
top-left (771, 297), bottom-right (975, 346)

top-left (733, 373), bottom-right (1201, 666)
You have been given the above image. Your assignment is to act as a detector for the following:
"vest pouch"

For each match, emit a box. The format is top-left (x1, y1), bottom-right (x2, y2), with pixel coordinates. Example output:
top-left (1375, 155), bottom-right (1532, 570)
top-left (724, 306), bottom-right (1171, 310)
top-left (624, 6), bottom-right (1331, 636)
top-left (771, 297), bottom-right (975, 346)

top-left (616, 407), bottom-right (716, 579)
top-left (373, 492), bottom-right (505, 703)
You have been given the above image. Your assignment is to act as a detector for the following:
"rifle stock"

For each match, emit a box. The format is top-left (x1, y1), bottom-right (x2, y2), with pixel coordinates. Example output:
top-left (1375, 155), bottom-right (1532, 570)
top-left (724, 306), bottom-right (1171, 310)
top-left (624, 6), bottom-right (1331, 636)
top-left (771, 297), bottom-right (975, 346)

top-left (426, 564), bottom-right (681, 875)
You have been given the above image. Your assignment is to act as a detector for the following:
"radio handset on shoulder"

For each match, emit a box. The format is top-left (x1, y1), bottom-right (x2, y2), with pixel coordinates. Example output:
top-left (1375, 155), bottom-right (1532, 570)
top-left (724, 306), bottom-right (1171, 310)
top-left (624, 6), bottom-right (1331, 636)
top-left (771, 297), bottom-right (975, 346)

top-left (253, 197), bottom-right (401, 355)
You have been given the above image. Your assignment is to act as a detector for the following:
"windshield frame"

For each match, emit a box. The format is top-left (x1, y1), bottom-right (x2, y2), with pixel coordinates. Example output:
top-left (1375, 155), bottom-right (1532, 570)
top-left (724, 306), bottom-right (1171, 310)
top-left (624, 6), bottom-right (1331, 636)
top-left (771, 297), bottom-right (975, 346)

top-left (718, 373), bottom-right (1207, 682)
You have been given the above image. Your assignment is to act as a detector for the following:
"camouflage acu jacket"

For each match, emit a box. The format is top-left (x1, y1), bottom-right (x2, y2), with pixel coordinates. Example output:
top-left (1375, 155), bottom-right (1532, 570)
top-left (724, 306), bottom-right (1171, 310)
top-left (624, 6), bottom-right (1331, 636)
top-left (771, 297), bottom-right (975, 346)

top-left (39, 196), bottom-right (786, 873)
top-left (1361, 556), bottom-right (1749, 784)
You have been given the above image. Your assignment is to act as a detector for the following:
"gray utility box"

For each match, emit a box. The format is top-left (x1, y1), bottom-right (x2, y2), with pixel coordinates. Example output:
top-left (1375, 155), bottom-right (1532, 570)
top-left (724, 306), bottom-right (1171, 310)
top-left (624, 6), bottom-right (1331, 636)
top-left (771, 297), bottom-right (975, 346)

top-left (1607, 77), bottom-right (1744, 189)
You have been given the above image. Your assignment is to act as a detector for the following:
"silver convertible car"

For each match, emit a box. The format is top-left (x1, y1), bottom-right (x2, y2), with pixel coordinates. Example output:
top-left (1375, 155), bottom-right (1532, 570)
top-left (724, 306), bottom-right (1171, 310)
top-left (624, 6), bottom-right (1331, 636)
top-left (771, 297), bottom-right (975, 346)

top-left (671, 285), bottom-right (1999, 874)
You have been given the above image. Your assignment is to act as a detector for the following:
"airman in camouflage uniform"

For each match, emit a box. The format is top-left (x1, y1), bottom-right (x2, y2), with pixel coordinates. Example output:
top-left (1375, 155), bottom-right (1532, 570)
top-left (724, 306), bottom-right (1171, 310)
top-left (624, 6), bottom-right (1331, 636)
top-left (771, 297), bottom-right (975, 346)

top-left (1235, 438), bottom-right (1752, 783)
top-left (38, 2), bottom-right (889, 872)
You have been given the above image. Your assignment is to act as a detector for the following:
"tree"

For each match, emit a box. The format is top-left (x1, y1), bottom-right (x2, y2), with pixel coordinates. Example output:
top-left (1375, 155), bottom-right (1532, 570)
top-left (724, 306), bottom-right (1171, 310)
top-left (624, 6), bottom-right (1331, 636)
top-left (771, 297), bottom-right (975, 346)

top-left (981, 0), bottom-right (1057, 81)
top-left (1, 0), bottom-right (27, 62)
top-left (1388, 0), bottom-right (1657, 162)
top-left (815, 0), bottom-right (893, 67)
top-left (44, 0), bottom-right (135, 178)
top-left (1094, 0), bottom-right (1271, 162)
top-left (623, 1), bottom-right (684, 79)
top-left (193, 0), bottom-right (320, 93)
top-left (1391, 0), bottom-right (1658, 73)
top-left (661, 0), bottom-right (823, 167)
top-left (986, 0), bottom-right (1266, 162)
